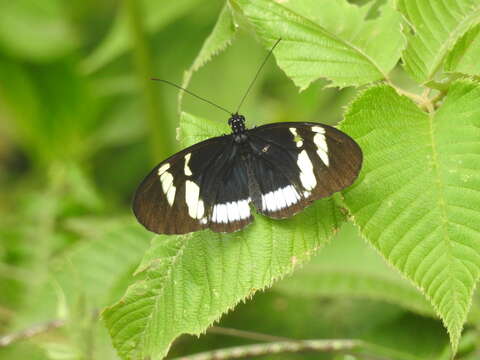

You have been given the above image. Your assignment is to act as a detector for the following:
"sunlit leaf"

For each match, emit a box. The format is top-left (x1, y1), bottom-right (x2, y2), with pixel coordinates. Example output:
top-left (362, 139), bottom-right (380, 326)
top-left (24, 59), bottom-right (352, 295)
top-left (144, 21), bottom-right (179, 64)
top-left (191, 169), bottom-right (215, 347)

top-left (445, 24), bottom-right (480, 77)
top-left (341, 80), bottom-right (480, 351)
top-left (103, 112), bottom-right (343, 360)
top-left (398, 0), bottom-right (480, 83)
top-left (231, 0), bottom-right (405, 89)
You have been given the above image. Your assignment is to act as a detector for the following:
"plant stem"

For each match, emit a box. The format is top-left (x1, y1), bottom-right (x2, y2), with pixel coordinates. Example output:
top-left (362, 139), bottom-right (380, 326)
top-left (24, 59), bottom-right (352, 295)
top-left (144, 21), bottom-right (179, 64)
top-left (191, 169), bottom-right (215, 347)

top-left (0, 319), bottom-right (65, 347)
top-left (170, 339), bottom-right (419, 360)
top-left (124, 0), bottom-right (173, 161)
top-left (171, 339), bottom-right (361, 360)
top-left (208, 326), bottom-right (292, 342)
top-left (386, 80), bottom-right (434, 112)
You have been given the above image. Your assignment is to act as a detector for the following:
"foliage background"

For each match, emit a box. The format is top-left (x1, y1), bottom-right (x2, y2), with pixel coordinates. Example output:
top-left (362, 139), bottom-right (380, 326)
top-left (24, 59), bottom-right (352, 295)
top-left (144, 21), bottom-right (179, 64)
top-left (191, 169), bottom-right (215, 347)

top-left (0, 0), bottom-right (479, 359)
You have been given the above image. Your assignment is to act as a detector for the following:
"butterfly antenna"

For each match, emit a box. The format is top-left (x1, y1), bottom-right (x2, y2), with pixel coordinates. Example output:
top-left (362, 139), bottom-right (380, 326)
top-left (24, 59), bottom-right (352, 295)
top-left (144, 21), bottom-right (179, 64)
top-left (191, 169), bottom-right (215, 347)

top-left (151, 78), bottom-right (233, 115)
top-left (235, 39), bottom-right (282, 114)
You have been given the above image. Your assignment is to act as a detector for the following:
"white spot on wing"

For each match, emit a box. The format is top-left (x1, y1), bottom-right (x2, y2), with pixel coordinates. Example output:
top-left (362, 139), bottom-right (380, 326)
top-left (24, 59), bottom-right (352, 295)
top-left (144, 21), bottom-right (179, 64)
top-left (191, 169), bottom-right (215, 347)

top-left (213, 203), bottom-right (227, 223)
top-left (227, 202), bottom-right (240, 223)
top-left (160, 171), bottom-right (176, 206)
top-left (185, 180), bottom-right (204, 219)
top-left (311, 126), bottom-right (325, 134)
top-left (313, 133), bottom-right (329, 166)
top-left (158, 163), bottom-right (170, 175)
top-left (166, 187), bottom-right (176, 206)
top-left (261, 185), bottom-right (300, 212)
top-left (184, 153), bottom-right (192, 176)
top-left (298, 150), bottom-right (317, 190)
top-left (212, 199), bottom-right (250, 223)
top-left (289, 127), bottom-right (303, 147)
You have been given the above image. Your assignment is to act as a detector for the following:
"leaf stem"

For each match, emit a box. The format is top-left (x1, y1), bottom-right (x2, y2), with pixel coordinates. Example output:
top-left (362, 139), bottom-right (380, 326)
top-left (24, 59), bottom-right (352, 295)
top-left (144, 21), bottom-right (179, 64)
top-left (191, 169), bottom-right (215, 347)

top-left (0, 319), bottom-right (65, 347)
top-left (208, 326), bottom-right (292, 342)
top-left (385, 80), bottom-right (434, 112)
top-left (125, 0), bottom-right (173, 161)
top-left (170, 339), bottom-right (419, 360)
top-left (431, 90), bottom-right (449, 109)
top-left (171, 339), bottom-right (360, 360)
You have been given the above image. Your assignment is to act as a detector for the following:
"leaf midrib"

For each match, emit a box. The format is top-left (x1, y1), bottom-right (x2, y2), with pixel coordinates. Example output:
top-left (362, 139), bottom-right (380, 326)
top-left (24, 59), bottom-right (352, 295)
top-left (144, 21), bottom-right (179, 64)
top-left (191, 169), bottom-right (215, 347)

top-left (426, 110), bottom-right (461, 324)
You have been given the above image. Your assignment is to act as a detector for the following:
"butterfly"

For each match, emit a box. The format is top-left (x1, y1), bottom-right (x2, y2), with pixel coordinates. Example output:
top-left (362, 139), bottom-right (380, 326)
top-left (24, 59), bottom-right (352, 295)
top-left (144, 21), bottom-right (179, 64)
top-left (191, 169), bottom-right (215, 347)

top-left (133, 40), bottom-right (362, 235)
top-left (133, 113), bottom-right (362, 234)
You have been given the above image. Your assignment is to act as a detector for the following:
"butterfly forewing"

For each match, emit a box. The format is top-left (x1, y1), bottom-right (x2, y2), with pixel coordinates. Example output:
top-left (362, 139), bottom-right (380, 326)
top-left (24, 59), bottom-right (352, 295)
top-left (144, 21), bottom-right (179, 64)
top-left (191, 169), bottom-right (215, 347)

top-left (133, 135), bottom-right (254, 234)
top-left (246, 122), bottom-right (362, 218)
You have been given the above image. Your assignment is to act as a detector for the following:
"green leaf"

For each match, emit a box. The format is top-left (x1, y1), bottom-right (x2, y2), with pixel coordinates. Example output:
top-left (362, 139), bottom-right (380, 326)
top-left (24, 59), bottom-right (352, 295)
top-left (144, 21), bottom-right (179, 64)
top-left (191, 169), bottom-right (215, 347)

top-left (276, 223), bottom-right (435, 317)
top-left (14, 218), bottom-right (151, 327)
top-left (231, 0), bottom-right (405, 89)
top-left (82, 0), bottom-right (202, 73)
top-left (56, 218), bottom-right (152, 308)
top-left (0, 0), bottom-right (76, 61)
top-left (179, 3), bottom-right (237, 110)
top-left (0, 60), bottom-right (102, 165)
top-left (177, 111), bottom-right (229, 147)
top-left (340, 80), bottom-right (480, 351)
top-left (398, 0), bottom-right (480, 83)
top-left (103, 112), bottom-right (343, 360)
top-left (445, 24), bottom-right (480, 76)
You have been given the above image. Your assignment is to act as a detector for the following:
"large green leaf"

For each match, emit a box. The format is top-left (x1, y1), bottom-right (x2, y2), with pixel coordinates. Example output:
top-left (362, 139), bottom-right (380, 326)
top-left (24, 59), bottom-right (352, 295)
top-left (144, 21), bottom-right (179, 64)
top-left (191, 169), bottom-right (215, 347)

top-left (398, 0), bottom-right (480, 83)
top-left (276, 223), bottom-right (435, 317)
top-left (445, 24), bottom-right (480, 77)
top-left (103, 111), bottom-right (344, 360)
top-left (231, 0), bottom-right (405, 89)
top-left (340, 80), bottom-right (480, 351)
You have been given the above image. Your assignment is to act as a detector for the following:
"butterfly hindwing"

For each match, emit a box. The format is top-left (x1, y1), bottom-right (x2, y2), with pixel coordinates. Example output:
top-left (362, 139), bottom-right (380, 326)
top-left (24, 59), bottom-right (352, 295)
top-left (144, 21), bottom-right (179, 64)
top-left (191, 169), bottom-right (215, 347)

top-left (246, 122), bottom-right (362, 218)
top-left (133, 135), bottom-right (253, 234)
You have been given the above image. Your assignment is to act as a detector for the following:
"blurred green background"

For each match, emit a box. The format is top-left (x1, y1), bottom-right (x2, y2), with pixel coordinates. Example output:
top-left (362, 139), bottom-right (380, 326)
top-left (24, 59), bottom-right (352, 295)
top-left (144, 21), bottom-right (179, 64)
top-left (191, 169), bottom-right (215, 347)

top-left (0, 0), bottom-right (469, 359)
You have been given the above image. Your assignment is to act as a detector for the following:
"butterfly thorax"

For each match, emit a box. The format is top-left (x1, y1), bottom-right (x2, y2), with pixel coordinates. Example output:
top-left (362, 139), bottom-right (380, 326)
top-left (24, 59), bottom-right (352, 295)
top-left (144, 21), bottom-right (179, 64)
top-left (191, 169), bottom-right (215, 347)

top-left (229, 113), bottom-right (248, 143)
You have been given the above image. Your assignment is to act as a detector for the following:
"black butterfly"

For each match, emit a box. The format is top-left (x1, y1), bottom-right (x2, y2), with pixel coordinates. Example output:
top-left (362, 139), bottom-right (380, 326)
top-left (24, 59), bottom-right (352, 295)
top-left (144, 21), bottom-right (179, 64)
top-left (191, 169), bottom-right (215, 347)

top-left (133, 40), bottom-right (362, 234)
top-left (133, 114), bottom-right (362, 234)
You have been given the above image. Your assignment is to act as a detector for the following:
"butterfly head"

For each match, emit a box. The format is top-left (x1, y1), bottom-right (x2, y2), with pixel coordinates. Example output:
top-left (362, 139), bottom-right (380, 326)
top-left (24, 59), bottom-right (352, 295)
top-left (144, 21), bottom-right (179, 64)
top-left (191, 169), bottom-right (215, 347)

top-left (228, 113), bottom-right (246, 137)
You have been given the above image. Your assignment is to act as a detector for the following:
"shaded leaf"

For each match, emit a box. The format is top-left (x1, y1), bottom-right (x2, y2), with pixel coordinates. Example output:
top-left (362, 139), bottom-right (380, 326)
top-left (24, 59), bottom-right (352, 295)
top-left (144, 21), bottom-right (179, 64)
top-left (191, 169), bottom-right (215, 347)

top-left (231, 0), bottom-right (405, 89)
top-left (398, 0), bottom-right (480, 83)
top-left (14, 218), bottom-right (151, 327)
top-left (340, 80), bottom-right (480, 351)
top-left (276, 223), bottom-right (435, 317)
